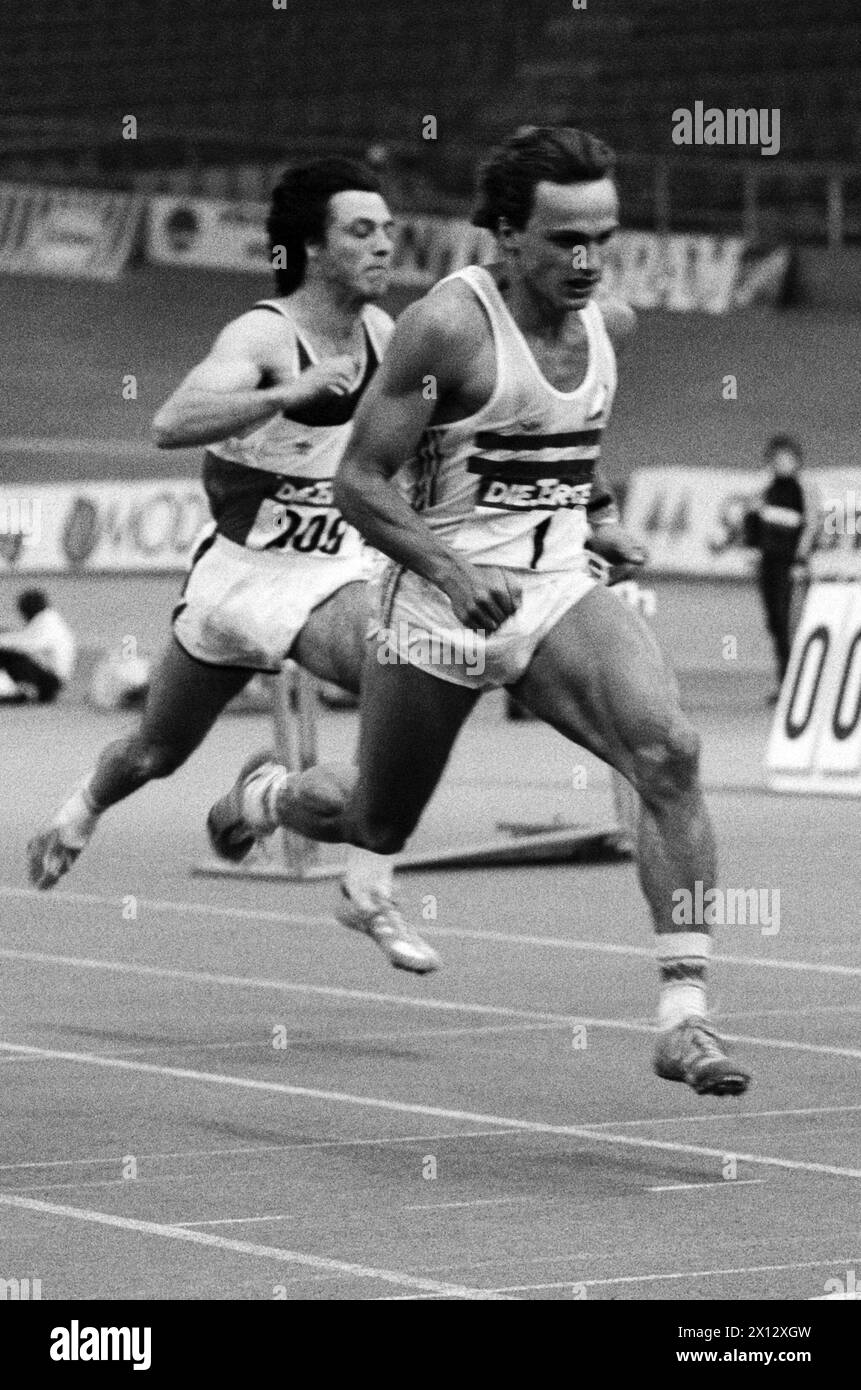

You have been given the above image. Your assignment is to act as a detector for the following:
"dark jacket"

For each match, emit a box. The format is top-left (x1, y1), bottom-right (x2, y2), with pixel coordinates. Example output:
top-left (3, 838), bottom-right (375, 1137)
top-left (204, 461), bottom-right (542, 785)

top-left (749, 475), bottom-right (807, 564)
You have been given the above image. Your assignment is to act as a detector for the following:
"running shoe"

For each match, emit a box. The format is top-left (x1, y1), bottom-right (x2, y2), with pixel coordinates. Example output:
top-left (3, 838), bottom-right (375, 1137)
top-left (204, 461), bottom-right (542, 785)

top-left (27, 826), bottom-right (85, 890)
top-left (653, 1016), bottom-right (750, 1096)
top-left (336, 887), bottom-right (440, 974)
top-left (206, 751), bottom-right (278, 862)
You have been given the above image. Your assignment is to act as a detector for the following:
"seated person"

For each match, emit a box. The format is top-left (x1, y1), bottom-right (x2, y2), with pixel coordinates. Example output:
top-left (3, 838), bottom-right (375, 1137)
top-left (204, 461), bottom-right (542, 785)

top-left (0, 589), bottom-right (77, 703)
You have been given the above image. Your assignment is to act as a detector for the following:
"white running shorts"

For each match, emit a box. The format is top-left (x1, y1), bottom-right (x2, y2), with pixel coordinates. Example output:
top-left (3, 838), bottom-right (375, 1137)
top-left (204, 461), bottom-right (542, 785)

top-left (370, 561), bottom-right (597, 688)
top-left (173, 533), bottom-right (367, 672)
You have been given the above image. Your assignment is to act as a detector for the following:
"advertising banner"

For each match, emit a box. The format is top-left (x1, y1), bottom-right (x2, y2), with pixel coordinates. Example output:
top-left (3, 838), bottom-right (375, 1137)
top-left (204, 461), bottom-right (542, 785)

top-left (0, 184), bottom-right (141, 279)
top-left (624, 466), bottom-right (861, 578)
top-left (146, 197), bottom-right (786, 310)
top-left (147, 195), bottom-right (495, 285)
top-left (147, 196), bottom-right (271, 271)
top-left (602, 233), bottom-right (789, 313)
top-left (0, 481), bottom-right (209, 574)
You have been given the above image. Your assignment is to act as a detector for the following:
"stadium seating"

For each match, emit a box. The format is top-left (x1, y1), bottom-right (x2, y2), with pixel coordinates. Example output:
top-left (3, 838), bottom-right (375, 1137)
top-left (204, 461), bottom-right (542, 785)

top-left (1, 2), bottom-right (857, 238)
top-left (522, 0), bottom-right (860, 165)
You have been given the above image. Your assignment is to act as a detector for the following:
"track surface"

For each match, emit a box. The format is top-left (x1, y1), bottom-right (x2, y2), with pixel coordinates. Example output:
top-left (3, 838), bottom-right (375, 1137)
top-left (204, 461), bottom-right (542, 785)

top-left (1, 694), bottom-right (858, 1300)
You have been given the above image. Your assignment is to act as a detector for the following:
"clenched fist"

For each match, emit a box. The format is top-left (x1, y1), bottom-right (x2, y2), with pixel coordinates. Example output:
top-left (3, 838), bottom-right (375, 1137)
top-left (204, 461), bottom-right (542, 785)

top-left (585, 523), bottom-right (647, 585)
top-left (441, 563), bottom-right (523, 633)
top-left (280, 354), bottom-right (359, 408)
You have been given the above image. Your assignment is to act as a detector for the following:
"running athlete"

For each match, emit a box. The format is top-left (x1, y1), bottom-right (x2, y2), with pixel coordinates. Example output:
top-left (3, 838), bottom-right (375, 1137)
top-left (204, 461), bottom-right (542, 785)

top-left (26, 157), bottom-right (439, 974)
top-left (208, 128), bottom-right (751, 1095)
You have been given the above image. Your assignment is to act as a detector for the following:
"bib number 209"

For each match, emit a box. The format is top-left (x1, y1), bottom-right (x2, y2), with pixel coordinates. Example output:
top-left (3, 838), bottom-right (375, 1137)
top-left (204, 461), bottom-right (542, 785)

top-left (268, 508), bottom-right (348, 556)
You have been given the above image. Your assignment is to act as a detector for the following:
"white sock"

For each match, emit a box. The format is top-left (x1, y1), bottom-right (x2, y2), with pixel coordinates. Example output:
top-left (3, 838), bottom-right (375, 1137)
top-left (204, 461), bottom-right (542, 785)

top-left (241, 765), bottom-right (289, 833)
top-left (344, 846), bottom-right (395, 909)
top-left (56, 780), bottom-right (100, 849)
top-left (656, 932), bottom-right (710, 1030)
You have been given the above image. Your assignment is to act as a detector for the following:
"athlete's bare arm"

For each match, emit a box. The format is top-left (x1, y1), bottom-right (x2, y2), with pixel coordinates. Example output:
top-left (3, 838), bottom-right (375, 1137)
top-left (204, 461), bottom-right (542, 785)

top-left (152, 310), bottom-right (358, 449)
top-left (335, 290), bottom-right (521, 632)
top-left (583, 289), bottom-right (645, 578)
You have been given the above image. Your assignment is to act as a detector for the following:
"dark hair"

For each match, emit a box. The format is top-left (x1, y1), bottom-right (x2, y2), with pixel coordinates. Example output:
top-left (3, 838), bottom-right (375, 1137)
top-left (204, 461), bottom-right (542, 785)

top-left (267, 158), bottom-right (383, 294)
top-left (765, 433), bottom-right (803, 463)
top-left (18, 588), bottom-right (48, 620)
top-left (473, 125), bottom-right (616, 234)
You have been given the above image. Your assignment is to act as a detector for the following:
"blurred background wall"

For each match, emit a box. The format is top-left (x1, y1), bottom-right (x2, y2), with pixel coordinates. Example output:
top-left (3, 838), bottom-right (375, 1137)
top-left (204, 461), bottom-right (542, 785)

top-left (1, 0), bottom-right (859, 684)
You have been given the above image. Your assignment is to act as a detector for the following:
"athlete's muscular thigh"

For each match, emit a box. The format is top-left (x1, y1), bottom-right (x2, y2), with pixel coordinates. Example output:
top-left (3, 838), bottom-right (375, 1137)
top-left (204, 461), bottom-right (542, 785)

top-left (343, 651), bottom-right (479, 851)
top-left (511, 584), bottom-right (686, 778)
top-left (290, 580), bottom-right (371, 694)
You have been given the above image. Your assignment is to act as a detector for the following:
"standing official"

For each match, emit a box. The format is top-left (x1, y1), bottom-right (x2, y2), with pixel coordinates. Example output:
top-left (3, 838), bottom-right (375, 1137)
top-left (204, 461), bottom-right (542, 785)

top-left (751, 435), bottom-right (814, 702)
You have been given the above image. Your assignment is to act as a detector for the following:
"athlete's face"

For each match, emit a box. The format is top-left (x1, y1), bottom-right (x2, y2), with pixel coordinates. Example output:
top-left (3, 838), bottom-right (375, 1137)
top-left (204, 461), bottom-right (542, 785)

top-left (504, 177), bottom-right (619, 311)
top-left (769, 448), bottom-right (801, 478)
top-left (312, 190), bottom-right (395, 302)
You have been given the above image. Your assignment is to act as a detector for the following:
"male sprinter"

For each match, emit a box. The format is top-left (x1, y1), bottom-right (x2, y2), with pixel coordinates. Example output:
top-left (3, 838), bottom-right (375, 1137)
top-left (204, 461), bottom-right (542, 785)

top-left (26, 157), bottom-right (438, 974)
top-left (208, 128), bottom-right (750, 1094)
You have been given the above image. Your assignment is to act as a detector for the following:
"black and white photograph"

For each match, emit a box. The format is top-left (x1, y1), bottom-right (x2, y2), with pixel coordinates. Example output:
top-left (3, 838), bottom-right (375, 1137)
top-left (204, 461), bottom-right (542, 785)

top-left (0, 0), bottom-right (858, 1335)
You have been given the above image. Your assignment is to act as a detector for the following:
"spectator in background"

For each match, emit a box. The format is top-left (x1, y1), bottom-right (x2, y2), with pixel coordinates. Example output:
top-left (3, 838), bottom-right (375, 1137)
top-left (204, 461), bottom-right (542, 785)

top-left (0, 589), bottom-right (76, 704)
top-left (747, 435), bottom-right (814, 703)
top-left (162, 205), bottom-right (200, 257)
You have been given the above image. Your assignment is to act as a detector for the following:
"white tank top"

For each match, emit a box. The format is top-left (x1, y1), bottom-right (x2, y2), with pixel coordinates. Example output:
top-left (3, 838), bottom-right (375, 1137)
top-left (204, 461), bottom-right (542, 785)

top-left (401, 265), bottom-right (616, 571)
top-left (203, 300), bottom-right (392, 559)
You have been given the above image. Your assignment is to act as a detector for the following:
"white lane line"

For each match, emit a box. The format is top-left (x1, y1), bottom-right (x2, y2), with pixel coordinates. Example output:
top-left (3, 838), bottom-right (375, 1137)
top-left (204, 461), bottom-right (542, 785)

top-left (174, 1214), bottom-right (295, 1228)
top-left (0, 886), bottom-right (328, 930)
top-left (3, 883), bottom-right (858, 978)
top-left (647, 1180), bottom-right (767, 1192)
top-left (719, 1034), bottom-right (859, 1061)
top-left (483, 1256), bottom-right (861, 1295)
top-left (715, 1004), bottom-right (861, 1022)
top-left (2, 1103), bottom-right (856, 1178)
top-left (0, 1128), bottom-right (521, 1175)
top-left (618, 1003), bottom-right (859, 1027)
top-left (403, 1197), bottom-right (534, 1212)
top-left (0, 1041), bottom-right (859, 1180)
top-left (10, 1174), bottom-right (219, 1196)
top-left (2, 947), bottom-right (859, 1062)
top-left (587, 1102), bottom-right (861, 1130)
top-left (14, 1021), bottom-right (563, 1060)
top-left (422, 925), bottom-right (861, 979)
top-left (0, 1193), bottom-right (510, 1300)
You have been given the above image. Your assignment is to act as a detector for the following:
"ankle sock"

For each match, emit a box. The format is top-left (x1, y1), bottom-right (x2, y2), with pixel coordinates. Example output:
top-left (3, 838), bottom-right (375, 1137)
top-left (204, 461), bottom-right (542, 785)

top-left (656, 931), bottom-right (710, 1030)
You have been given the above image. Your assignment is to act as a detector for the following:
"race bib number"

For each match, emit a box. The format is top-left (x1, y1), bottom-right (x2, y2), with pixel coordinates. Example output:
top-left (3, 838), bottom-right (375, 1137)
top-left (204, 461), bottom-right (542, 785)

top-left (267, 506), bottom-right (349, 555)
top-left (245, 475), bottom-right (354, 556)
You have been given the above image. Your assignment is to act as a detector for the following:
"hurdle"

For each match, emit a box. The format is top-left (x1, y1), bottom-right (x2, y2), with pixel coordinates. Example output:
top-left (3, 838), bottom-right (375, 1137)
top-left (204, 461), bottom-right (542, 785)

top-left (191, 581), bottom-right (649, 884)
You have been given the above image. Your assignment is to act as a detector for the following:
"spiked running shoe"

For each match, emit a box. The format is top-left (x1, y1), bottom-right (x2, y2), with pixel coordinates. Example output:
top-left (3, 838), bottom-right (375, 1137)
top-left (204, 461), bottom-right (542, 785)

top-left (206, 751), bottom-right (279, 862)
top-left (27, 825), bottom-right (85, 890)
top-left (336, 888), bottom-right (440, 974)
top-left (653, 1016), bottom-right (750, 1096)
